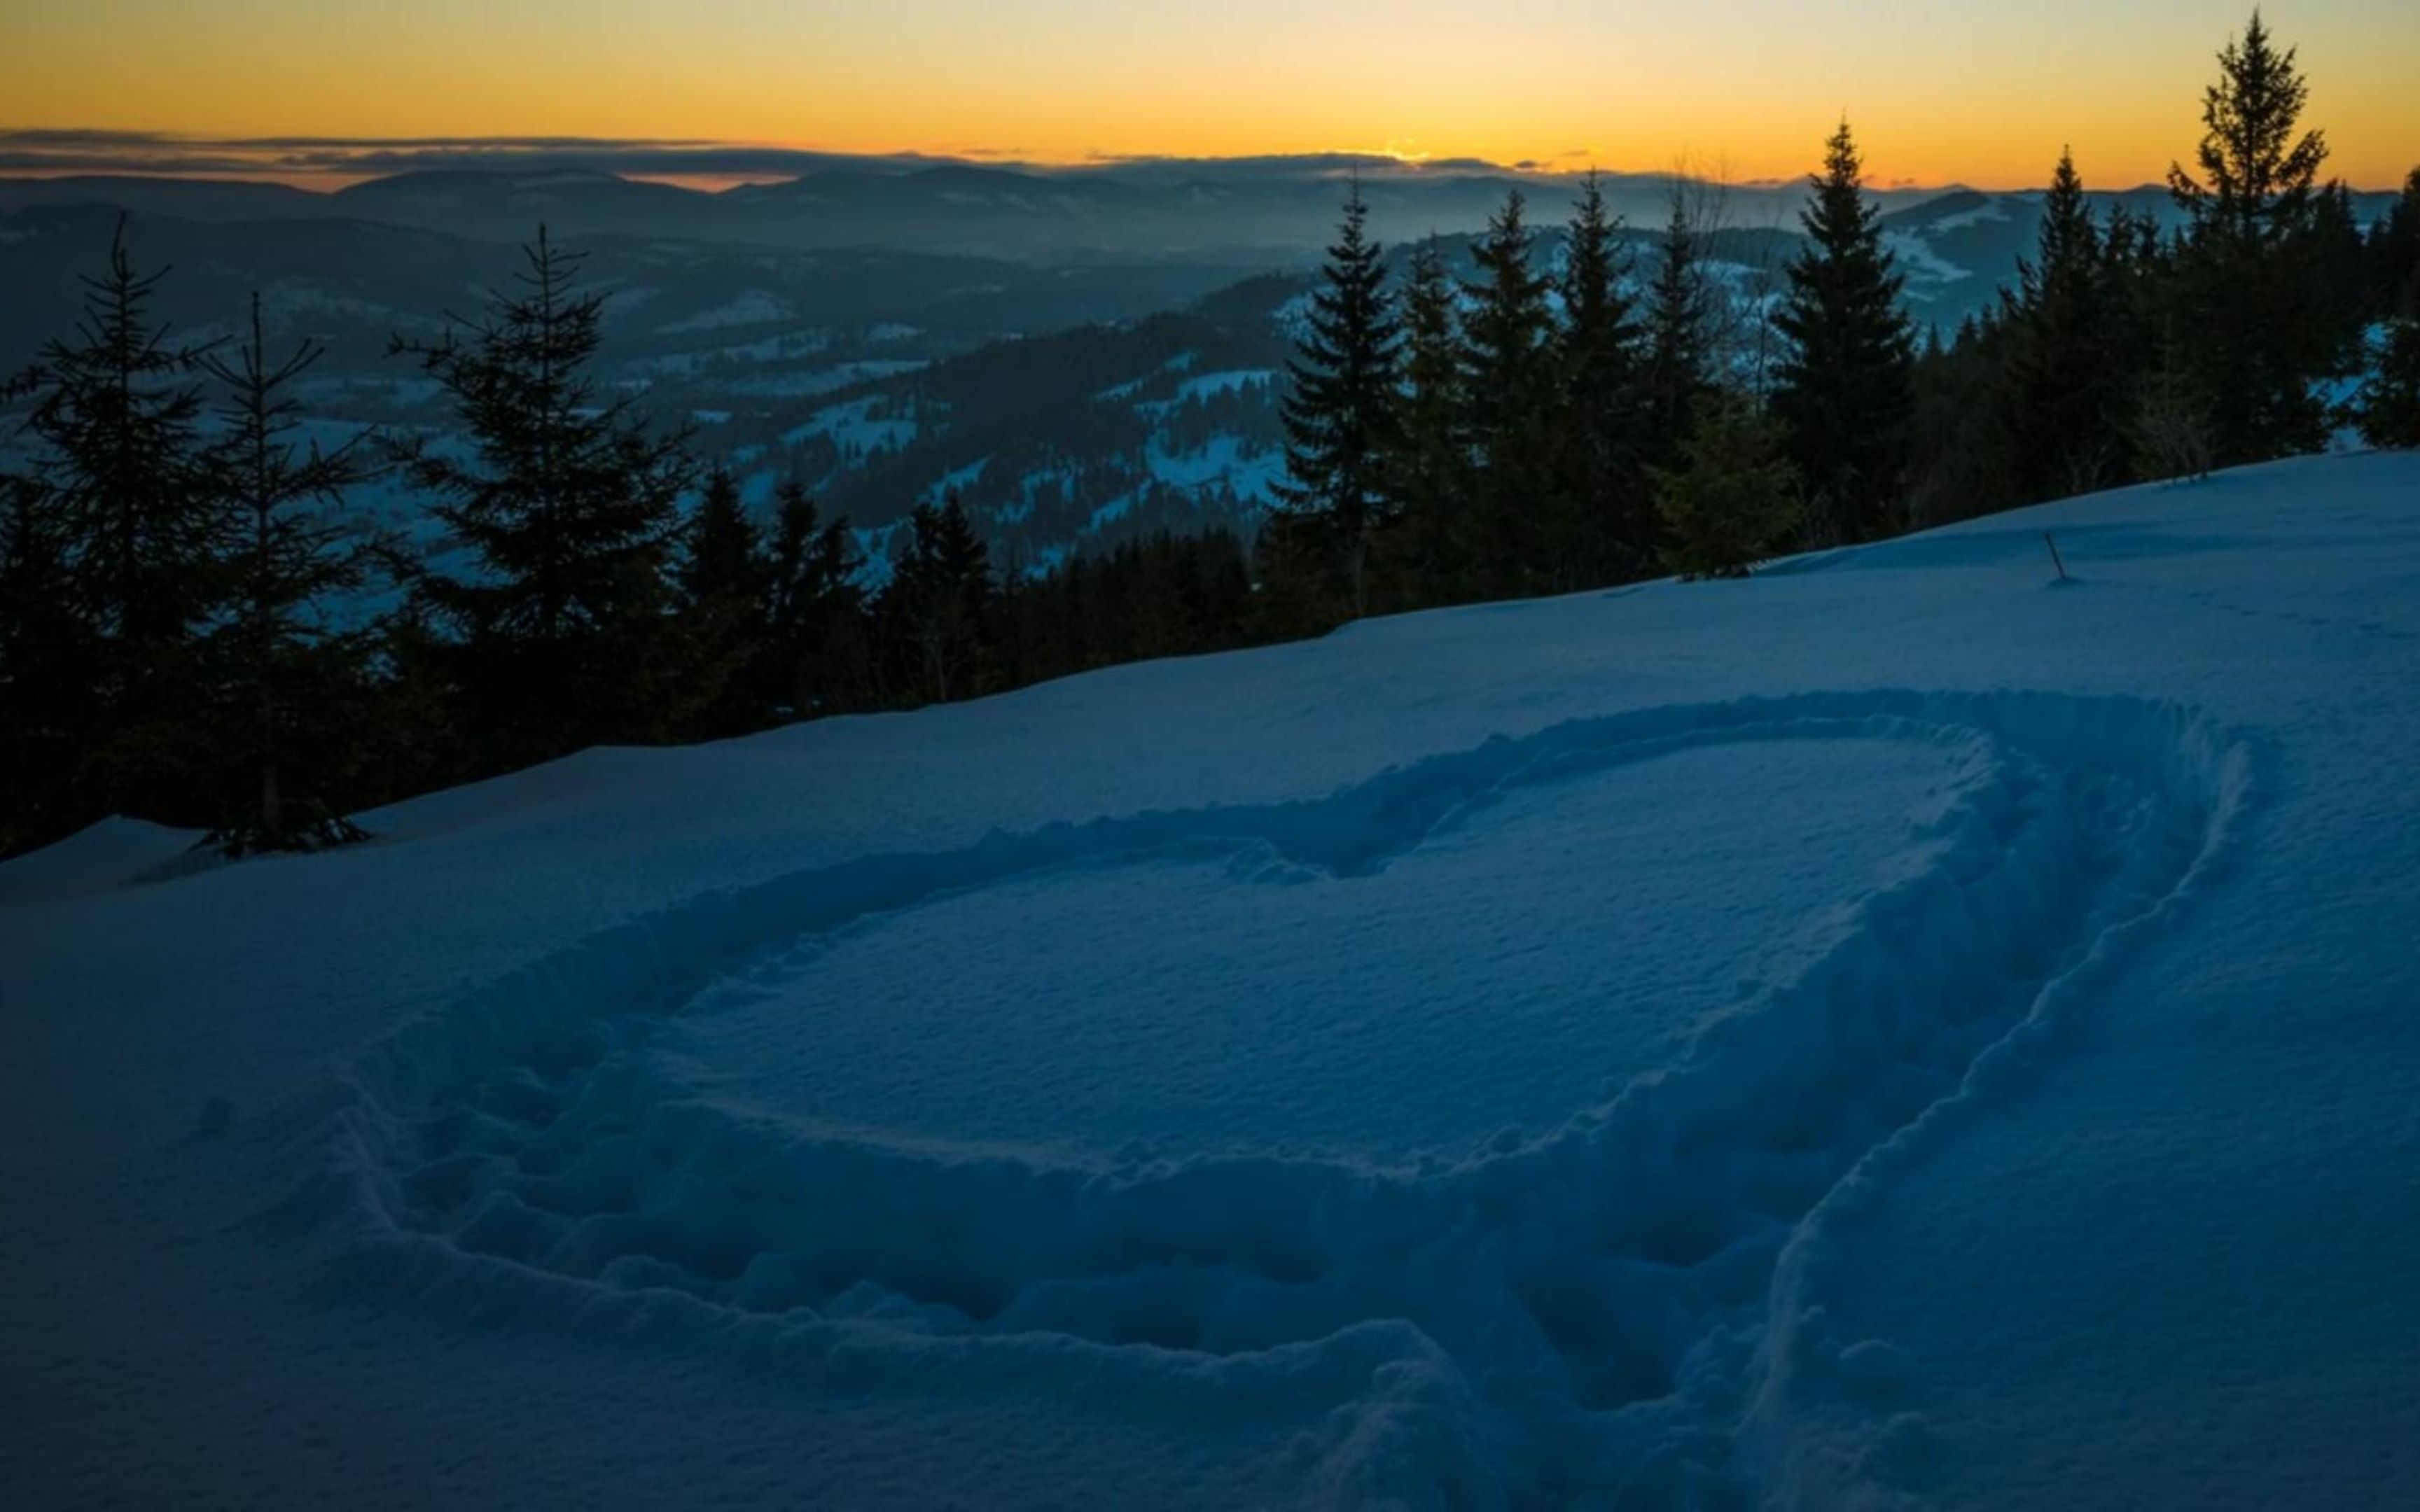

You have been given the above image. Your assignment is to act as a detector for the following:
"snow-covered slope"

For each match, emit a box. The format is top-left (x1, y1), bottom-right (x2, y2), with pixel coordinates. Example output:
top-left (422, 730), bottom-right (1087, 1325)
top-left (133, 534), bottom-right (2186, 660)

top-left (5, 453), bottom-right (2419, 1508)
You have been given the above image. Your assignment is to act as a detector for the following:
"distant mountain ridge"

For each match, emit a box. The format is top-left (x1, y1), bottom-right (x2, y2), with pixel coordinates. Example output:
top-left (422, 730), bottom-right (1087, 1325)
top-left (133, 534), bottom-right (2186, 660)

top-left (6, 163), bottom-right (2391, 326)
top-left (4, 166), bottom-right (2399, 587)
top-left (0, 159), bottom-right (2011, 262)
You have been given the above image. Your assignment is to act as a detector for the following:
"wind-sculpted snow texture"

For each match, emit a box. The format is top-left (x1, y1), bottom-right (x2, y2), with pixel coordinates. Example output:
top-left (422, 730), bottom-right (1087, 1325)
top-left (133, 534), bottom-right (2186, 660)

top-left (293, 690), bottom-right (2246, 1504)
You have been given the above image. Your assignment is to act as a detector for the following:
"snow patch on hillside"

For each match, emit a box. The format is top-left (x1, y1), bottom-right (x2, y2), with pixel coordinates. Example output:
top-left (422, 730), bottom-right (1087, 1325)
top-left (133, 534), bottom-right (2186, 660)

top-left (656, 290), bottom-right (794, 333)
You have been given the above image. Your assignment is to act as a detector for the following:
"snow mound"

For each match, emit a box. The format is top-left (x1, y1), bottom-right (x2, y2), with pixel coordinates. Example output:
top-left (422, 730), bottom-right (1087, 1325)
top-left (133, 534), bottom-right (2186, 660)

top-left (276, 687), bottom-right (2249, 1500)
top-left (0, 816), bottom-right (208, 907)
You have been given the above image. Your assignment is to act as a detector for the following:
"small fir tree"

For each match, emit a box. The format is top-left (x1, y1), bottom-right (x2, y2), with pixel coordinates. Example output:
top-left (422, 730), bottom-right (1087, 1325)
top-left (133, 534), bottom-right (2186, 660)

top-left (1655, 396), bottom-right (1801, 580)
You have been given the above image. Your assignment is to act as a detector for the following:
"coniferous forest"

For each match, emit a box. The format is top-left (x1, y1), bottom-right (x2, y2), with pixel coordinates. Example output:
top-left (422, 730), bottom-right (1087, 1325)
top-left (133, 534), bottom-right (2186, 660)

top-left (4, 11), bottom-right (2416, 859)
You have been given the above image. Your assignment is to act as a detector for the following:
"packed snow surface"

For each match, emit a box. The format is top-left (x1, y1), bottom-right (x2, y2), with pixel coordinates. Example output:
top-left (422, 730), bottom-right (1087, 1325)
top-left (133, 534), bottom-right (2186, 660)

top-left (6, 454), bottom-right (2420, 1508)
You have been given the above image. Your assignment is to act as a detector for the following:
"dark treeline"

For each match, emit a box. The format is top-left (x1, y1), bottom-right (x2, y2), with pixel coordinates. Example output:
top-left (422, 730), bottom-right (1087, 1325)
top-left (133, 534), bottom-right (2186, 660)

top-left (0, 226), bottom-right (1264, 857)
top-left (1267, 10), bottom-right (2420, 623)
top-left (3, 10), bottom-right (2416, 860)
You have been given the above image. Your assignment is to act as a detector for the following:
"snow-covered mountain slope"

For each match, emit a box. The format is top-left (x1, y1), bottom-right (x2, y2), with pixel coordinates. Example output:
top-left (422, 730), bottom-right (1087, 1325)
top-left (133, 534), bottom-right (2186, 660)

top-left (5, 453), bottom-right (2419, 1508)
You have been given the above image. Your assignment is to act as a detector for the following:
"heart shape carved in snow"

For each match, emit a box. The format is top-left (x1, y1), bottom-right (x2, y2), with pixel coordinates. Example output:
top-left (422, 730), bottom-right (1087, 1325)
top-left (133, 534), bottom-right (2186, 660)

top-left (305, 689), bottom-right (2247, 1499)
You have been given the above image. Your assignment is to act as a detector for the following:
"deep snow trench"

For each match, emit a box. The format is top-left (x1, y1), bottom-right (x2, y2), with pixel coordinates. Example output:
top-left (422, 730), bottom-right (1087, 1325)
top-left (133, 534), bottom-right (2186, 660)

top-left (292, 687), bottom-right (2248, 1499)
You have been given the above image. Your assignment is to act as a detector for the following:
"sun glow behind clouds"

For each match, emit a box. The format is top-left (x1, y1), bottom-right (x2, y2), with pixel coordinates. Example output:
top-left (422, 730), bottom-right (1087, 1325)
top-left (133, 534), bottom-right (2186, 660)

top-left (2, 0), bottom-right (2415, 188)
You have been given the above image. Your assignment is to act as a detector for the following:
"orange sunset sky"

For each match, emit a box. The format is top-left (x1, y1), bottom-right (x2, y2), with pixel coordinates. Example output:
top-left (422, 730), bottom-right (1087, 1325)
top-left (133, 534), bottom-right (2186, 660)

top-left (3, 1), bottom-right (2414, 189)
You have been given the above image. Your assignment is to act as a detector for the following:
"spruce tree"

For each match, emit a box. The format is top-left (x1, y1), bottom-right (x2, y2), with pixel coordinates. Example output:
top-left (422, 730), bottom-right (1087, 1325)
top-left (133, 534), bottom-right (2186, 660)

top-left (14, 221), bottom-right (223, 826)
top-left (195, 295), bottom-right (380, 852)
top-left (1909, 311), bottom-right (2021, 525)
top-left (761, 480), bottom-right (868, 717)
top-left (1772, 120), bottom-right (1916, 544)
top-left (2358, 269), bottom-right (2420, 449)
top-left (2370, 169), bottom-right (2420, 314)
top-left (1655, 395), bottom-right (1800, 580)
top-left (2006, 150), bottom-right (2126, 498)
top-left (674, 468), bottom-right (774, 737)
top-left (1643, 194), bottom-right (1713, 476)
top-left (1276, 182), bottom-right (1401, 617)
top-left (1383, 236), bottom-right (1469, 606)
top-left (0, 469), bottom-right (91, 854)
top-left (2304, 182), bottom-right (2373, 357)
top-left (880, 496), bottom-right (992, 704)
top-left (1460, 190), bottom-right (1559, 593)
top-left (1555, 172), bottom-right (1651, 582)
top-left (2166, 10), bottom-right (2337, 461)
top-left (391, 227), bottom-right (694, 767)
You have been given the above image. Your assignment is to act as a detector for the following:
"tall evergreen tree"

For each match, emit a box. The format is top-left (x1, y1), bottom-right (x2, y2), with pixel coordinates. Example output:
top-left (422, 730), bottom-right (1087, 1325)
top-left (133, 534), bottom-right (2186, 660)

top-left (2304, 181), bottom-right (2374, 357)
top-left (1555, 172), bottom-right (1651, 582)
top-left (1643, 193), bottom-right (1713, 477)
top-left (1460, 190), bottom-right (1559, 593)
top-left (879, 496), bottom-right (992, 704)
top-left (2358, 267), bottom-right (2420, 449)
top-left (1772, 120), bottom-right (1916, 544)
top-left (1275, 182), bottom-right (1402, 617)
top-left (674, 467), bottom-right (774, 737)
top-left (2166, 10), bottom-right (2338, 461)
top-left (195, 295), bottom-right (379, 851)
top-left (2369, 168), bottom-right (2420, 313)
top-left (1383, 236), bottom-right (1470, 606)
top-left (13, 222), bottom-right (224, 827)
top-left (0, 468), bottom-right (90, 854)
top-left (762, 480), bottom-right (869, 717)
top-left (391, 227), bottom-right (695, 767)
top-left (2005, 150), bottom-right (2127, 499)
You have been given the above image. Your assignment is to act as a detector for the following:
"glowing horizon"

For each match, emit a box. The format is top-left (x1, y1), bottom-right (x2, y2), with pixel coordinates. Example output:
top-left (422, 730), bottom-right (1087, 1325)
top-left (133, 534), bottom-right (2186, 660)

top-left (4, 1), bottom-right (2415, 192)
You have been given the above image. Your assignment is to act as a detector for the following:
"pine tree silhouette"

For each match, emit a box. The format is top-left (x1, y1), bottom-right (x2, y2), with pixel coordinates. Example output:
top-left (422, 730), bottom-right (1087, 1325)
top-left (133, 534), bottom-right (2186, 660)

top-left (1384, 236), bottom-right (1470, 606)
top-left (881, 496), bottom-right (992, 704)
top-left (13, 220), bottom-right (223, 829)
top-left (1655, 395), bottom-right (1800, 580)
top-left (1461, 190), bottom-right (1558, 592)
top-left (0, 467), bottom-right (90, 854)
top-left (1643, 194), bottom-right (1712, 477)
top-left (2166, 10), bottom-right (2339, 461)
top-left (2359, 267), bottom-right (2420, 449)
top-left (196, 294), bottom-right (380, 853)
top-left (1772, 120), bottom-right (1915, 545)
top-left (2006, 150), bottom-right (2127, 499)
top-left (674, 467), bottom-right (774, 737)
top-left (1555, 172), bottom-right (1651, 583)
top-left (391, 226), bottom-right (695, 767)
top-left (1276, 181), bottom-right (1401, 617)
top-left (2370, 169), bottom-right (2420, 312)
top-left (762, 480), bottom-right (869, 717)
